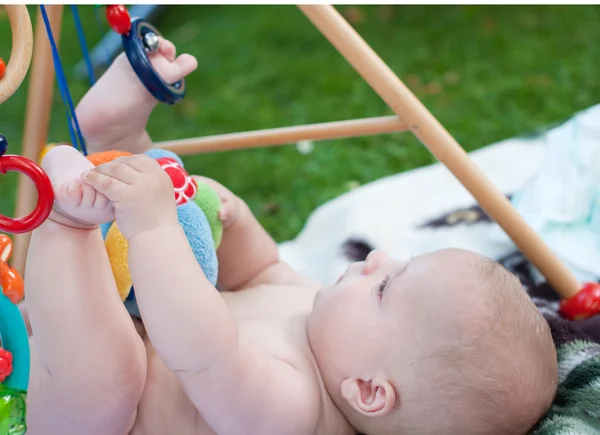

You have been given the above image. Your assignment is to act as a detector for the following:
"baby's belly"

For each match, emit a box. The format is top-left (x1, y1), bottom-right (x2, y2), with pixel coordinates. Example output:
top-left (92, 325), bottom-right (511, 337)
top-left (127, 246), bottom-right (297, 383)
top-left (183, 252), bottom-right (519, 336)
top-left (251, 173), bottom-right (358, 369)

top-left (130, 337), bottom-right (215, 435)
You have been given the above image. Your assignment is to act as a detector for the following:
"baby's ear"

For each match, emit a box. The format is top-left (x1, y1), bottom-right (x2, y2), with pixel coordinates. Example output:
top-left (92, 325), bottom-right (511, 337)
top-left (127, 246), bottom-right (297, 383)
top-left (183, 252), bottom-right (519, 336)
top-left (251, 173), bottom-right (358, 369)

top-left (340, 376), bottom-right (397, 417)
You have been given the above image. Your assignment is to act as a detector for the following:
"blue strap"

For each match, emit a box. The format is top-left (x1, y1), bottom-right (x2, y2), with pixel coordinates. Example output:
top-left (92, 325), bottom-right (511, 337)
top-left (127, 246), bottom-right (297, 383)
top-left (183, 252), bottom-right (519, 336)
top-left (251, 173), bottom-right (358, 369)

top-left (40, 5), bottom-right (88, 156)
top-left (71, 5), bottom-right (95, 86)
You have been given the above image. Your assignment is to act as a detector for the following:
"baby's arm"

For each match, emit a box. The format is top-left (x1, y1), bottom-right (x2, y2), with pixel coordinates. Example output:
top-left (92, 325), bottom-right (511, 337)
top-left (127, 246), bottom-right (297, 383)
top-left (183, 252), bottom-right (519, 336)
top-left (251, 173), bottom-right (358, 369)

top-left (129, 224), bottom-right (320, 434)
top-left (25, 147), bottom-right (146, 434)
top-left (83, 157), bottom-right (320, 434)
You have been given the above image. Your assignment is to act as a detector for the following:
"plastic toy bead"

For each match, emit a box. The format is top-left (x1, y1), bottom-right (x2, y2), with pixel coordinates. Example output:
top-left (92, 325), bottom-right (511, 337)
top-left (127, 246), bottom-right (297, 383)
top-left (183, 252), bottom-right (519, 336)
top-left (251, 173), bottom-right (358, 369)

top-left (143, 31), bottom-right (159, 53)
top-left (0, 58), bottom-right (5, 80)
top-left (0, 349), bottom-right (13, 383)
top-left (0, 135), bottom-right (7, 156)
top-left (559, 282), bottom-right (600, 320)
top-left (0, 265), bottom-right (24, 306)
top-left (0, 268), bottom-right (24, 306)
top-left (0, 235), bottom-right (24, 304)
top-left (106, 5), bottom-right (131, 35)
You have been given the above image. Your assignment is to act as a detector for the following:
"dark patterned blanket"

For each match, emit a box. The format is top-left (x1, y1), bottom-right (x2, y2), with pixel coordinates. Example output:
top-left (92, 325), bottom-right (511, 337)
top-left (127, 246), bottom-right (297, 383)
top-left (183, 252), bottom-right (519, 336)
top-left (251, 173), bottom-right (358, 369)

top-left (500, 252), bottom-right (600, 434)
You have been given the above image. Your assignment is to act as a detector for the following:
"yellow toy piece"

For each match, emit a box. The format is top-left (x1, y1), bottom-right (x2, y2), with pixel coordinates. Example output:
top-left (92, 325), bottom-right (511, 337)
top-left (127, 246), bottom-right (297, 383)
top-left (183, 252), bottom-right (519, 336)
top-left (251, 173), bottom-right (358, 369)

top-left (104, 223), bottom-right (132, 301)
top-left (87, 151), bottom-right (136, 301)
top-left (38, 143), bottom-right (57, 164)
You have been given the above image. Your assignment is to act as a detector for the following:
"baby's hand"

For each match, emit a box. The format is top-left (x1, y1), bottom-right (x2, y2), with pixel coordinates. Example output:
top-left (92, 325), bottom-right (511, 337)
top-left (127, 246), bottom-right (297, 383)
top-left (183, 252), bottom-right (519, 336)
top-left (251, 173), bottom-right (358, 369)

top-left (82, 155), bottom-right (179, 240)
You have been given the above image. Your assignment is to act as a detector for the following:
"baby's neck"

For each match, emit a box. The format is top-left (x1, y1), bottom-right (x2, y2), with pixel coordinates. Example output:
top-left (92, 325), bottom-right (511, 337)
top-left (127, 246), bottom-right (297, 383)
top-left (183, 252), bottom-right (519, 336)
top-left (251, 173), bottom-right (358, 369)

top-left (306, 349), bottom-right (356, 434)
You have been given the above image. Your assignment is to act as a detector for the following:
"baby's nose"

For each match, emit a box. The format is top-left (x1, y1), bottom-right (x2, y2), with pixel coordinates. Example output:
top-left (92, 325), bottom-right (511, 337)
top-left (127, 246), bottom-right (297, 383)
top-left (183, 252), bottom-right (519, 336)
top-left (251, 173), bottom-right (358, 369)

top-left (363, 250), bottom-right (392, 273)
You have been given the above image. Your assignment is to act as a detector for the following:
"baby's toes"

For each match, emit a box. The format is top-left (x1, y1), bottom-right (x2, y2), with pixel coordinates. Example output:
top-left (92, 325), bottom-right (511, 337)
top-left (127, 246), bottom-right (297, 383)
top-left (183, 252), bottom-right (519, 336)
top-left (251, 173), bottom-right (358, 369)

top-left (92, 190), bottom-right (111, 212)
top-left (79, 182), bottom-right (98, 208)
top-left (59, 180), bottom-right (84, 207)
top-left (54, 179), bottom-right (115, 225)
top-left (157, 36), bottom-right (176, 61)
top-left (218, 197), bottom-right (241, 229)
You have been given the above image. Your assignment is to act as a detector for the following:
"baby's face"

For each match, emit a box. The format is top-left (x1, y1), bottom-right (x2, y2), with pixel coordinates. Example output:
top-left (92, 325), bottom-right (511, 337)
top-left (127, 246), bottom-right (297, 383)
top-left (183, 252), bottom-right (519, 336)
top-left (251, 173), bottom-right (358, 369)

top-left (308, 248), bottom-right (485, 385)
top-left (308, 249), bottom-right (557, 435)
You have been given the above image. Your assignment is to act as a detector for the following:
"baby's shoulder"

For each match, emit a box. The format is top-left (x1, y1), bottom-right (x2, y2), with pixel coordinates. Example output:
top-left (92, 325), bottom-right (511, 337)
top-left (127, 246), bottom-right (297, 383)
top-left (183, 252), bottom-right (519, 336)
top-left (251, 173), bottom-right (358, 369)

top-left (240, 260), bottom-right (320, 290)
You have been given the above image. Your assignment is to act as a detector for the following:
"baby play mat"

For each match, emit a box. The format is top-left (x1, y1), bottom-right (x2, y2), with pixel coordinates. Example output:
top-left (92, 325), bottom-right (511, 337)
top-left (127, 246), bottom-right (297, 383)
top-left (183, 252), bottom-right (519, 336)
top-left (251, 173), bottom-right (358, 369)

top-left (279, 105), bottom-right (600, 434)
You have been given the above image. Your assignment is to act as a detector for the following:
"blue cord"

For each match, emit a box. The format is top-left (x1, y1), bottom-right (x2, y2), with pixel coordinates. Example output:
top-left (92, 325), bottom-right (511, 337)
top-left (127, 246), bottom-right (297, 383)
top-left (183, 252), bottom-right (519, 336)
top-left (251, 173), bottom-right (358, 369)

top-left (71, 5), bottom-right (95, 86)
top-left (40, 5), bottom-right (88, 156)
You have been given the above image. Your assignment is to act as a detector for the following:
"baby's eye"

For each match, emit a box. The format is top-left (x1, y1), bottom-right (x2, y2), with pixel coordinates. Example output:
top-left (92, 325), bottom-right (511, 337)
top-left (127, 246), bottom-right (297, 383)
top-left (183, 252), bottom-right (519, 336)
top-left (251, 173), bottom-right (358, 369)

top-left (378, 274), bottom-right (390, 297)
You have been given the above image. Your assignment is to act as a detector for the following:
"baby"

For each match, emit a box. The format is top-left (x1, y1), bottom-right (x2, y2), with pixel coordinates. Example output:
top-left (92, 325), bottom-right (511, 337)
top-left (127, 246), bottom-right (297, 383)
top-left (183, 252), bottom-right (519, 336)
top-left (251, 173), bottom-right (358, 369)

top-left (21, 36), bottom-right (558, 435)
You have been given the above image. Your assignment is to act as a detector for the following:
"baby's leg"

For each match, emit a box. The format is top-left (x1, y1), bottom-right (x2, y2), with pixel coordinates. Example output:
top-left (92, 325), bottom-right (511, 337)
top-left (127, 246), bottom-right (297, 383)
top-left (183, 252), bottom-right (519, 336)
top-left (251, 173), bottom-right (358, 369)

top-left (25, 146), bottom-right (146, 434)
top-left (76, 38), bottom-right (197, 155)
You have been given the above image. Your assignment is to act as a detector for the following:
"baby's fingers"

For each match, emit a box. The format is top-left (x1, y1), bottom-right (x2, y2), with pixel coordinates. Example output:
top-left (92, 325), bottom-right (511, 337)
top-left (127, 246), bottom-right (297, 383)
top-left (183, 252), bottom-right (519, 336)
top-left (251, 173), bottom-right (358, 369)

top-left (93, 161), bottom-right (140, 184)
top-left (92, 189), bottom-right (111, 211)
top-left (82, 170), bottom-right (128, 202)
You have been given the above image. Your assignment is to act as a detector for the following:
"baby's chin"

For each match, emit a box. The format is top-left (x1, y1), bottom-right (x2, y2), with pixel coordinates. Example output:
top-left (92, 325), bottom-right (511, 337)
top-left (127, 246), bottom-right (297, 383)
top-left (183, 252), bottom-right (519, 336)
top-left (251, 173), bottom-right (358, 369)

top-left (311, 282), bottom-right (339, 309)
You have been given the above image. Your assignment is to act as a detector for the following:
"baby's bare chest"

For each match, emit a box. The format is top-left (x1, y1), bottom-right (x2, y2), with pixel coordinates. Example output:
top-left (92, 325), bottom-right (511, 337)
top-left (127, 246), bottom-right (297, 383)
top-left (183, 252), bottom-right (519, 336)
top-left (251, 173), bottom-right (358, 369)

top-left (131, 285), bottom-right (319, 435)
top-left (224, 284), bottom-right (318, 353)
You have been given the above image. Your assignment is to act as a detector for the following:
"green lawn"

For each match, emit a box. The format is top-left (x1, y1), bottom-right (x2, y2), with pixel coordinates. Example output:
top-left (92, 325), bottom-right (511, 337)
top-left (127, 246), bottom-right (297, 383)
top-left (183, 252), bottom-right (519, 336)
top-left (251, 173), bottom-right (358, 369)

top-left (1, 5), bottom-right (599, 241)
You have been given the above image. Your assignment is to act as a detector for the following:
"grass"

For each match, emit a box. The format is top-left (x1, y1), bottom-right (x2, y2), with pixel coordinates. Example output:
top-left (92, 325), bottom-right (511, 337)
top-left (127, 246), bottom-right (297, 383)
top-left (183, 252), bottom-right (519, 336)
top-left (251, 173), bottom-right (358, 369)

top-left (1, 5), bottom-right (600, 242)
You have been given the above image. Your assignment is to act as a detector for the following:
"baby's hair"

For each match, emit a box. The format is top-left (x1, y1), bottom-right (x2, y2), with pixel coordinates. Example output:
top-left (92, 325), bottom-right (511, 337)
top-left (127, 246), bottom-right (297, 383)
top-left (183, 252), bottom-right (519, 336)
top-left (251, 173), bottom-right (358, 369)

top-left (390, 256), bottom-right (558, 435)
top-left (474, 257), bottom-right (558, 431)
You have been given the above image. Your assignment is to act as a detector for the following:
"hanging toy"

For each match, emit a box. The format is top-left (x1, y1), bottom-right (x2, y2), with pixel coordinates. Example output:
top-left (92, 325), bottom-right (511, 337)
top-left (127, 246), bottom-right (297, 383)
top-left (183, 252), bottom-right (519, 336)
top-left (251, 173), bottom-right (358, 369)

top-left (100, 4), bottom-right (186, 105)
top-left (0, 235), bottom-right (29, 435)
top-left (0, 134), bottom-right (54, 235)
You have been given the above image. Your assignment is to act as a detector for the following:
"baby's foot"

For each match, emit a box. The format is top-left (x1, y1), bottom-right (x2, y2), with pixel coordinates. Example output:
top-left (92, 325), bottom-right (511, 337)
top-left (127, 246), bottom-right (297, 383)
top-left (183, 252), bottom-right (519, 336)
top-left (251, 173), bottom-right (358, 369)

top-left (193, 175), bottom-right (241, 229)
top-left (41, 145), bottom-right (115, 227)
top-left (76, 37), bottom-right (198, 155)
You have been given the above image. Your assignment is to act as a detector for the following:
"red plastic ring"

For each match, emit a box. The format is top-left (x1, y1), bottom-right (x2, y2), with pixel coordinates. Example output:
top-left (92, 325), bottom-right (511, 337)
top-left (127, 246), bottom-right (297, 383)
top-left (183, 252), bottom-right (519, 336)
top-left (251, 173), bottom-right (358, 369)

top-left (0, 154), bottom-right (54, 234)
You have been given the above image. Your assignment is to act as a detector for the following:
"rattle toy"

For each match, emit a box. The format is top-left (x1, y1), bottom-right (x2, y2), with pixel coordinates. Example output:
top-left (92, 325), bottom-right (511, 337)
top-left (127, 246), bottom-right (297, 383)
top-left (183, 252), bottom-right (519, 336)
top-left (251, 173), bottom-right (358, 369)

top-left (0, 235), bottom-right (28, 435)
top-left (88, 148), bottom-right (222, 315)
top-left (0, 5), bottom-right (55, 434)
top-left (0, 4), bottom-right (53, 237)
top-left (101, 4), bottom-right (186, 104)
top-left (0, 135), bottom-right (54, 235)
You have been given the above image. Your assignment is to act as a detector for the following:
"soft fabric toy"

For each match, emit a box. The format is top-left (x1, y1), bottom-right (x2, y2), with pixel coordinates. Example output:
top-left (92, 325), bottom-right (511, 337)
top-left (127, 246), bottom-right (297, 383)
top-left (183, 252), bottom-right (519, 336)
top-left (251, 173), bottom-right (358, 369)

top-left (83, 147), bottom-right (223, 317)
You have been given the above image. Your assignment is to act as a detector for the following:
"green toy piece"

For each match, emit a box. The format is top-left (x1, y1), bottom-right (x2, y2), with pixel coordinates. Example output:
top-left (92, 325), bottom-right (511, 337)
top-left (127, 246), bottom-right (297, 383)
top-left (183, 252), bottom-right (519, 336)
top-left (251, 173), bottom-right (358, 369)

top-left (194, 182), bottom-right (224, 249)
top-left (0, 385), bottom-right (27, 435)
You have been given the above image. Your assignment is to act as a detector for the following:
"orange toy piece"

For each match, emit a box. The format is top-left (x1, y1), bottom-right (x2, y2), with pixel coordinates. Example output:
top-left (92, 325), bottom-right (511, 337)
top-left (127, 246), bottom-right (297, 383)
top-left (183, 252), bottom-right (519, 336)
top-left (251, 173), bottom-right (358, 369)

top-left (0, 58), bottom-right (5, 80)
top-left (0, 234), bottom-right (24, 304)
top-left (86, 149), bottom-right (132, 166)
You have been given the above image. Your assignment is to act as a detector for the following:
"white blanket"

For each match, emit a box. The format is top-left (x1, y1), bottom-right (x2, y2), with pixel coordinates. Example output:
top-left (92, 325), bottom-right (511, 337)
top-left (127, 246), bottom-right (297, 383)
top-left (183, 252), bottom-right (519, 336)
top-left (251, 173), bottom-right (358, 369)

top-left (279, 104), bottom-right (600, 286)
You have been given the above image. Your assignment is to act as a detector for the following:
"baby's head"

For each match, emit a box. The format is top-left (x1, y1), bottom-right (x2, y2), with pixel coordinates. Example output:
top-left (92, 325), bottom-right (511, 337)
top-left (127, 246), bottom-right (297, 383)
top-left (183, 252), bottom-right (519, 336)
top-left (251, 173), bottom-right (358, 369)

top-left (307, 248), bottom-right (557, 435)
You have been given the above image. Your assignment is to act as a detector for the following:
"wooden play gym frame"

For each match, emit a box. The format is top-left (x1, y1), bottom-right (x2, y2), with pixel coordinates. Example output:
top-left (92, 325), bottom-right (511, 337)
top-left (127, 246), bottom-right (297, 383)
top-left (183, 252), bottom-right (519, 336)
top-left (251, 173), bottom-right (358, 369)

top-left (0, 4), bottom-right (583, 302)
